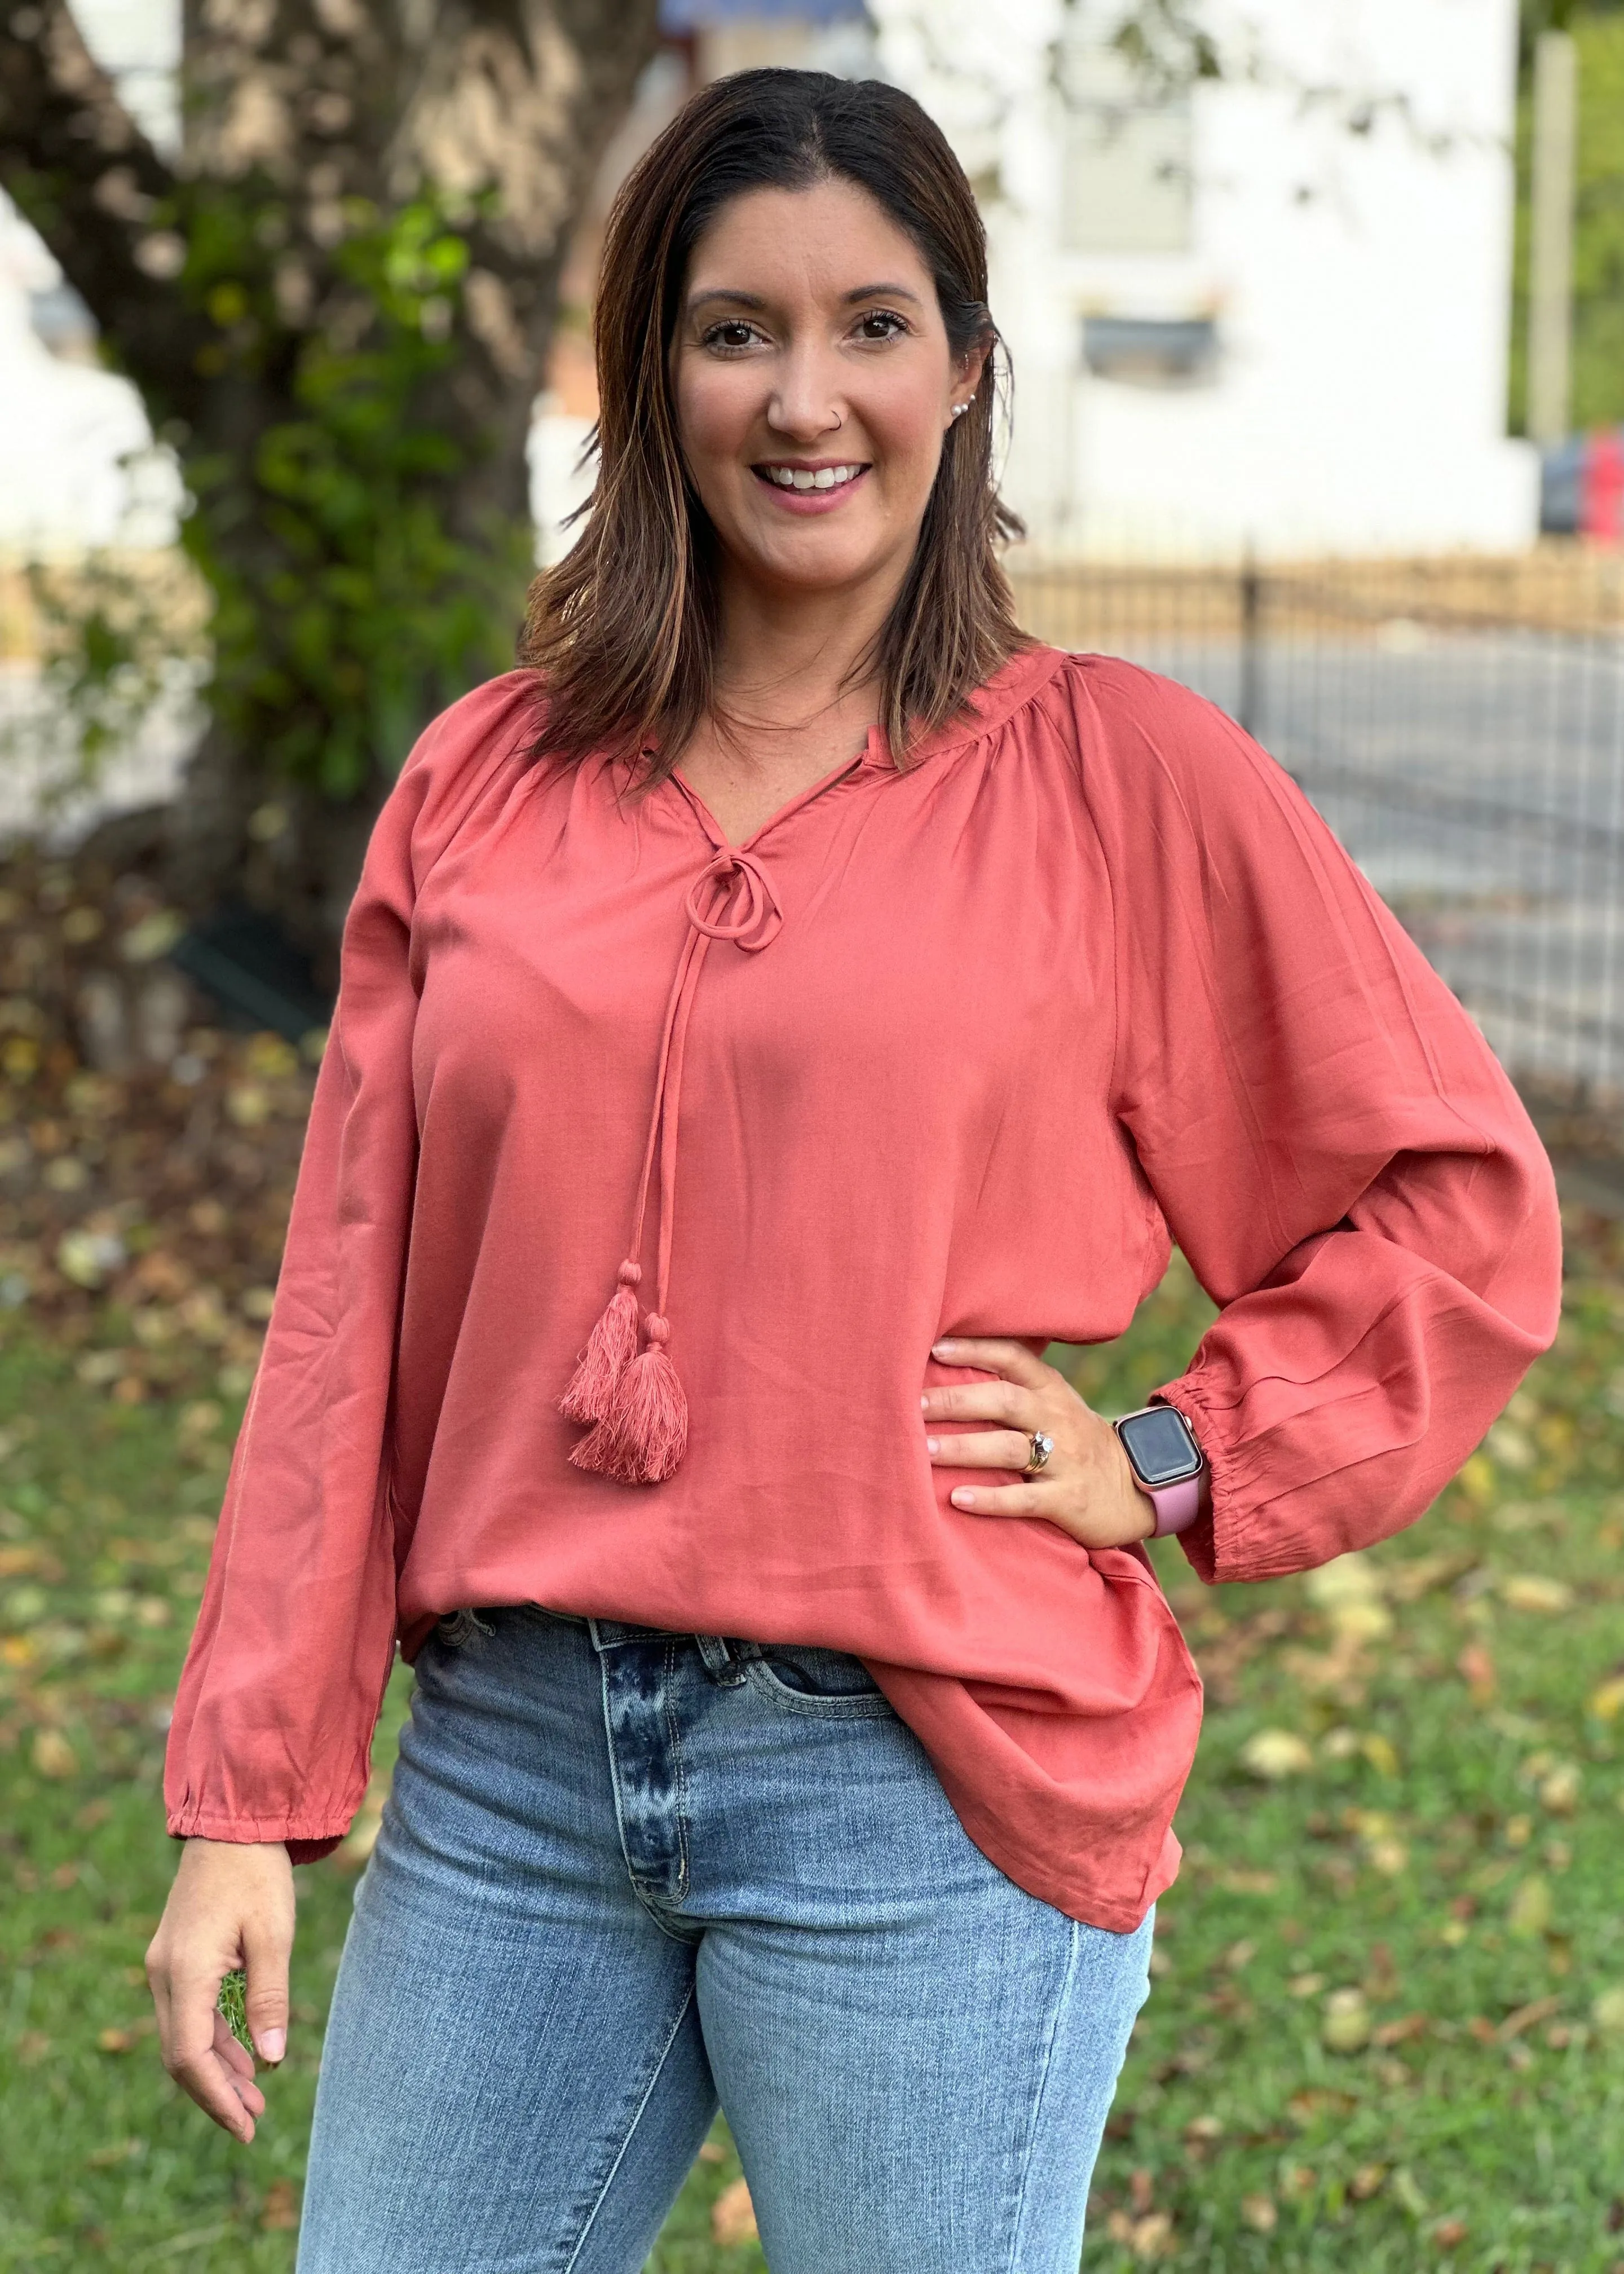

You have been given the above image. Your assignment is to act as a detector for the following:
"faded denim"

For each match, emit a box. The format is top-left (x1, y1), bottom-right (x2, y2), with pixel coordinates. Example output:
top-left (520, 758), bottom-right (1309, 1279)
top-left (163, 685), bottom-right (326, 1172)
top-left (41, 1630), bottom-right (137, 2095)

top-left (295, 1608), bottom-right (1153, 2274)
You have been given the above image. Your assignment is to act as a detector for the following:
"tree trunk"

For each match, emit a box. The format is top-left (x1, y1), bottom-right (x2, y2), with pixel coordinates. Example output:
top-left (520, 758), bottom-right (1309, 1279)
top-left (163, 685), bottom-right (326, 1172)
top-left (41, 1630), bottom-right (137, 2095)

top-left (1, 0), bottom-right (660, 957)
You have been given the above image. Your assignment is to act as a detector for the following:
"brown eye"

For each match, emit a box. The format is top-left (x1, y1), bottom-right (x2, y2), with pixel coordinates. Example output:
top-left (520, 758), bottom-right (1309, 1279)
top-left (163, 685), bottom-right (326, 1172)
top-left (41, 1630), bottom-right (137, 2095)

top-left (705, 320), bottom-right (759, 351)
top-left (855, 310), bottom-right (907, 342)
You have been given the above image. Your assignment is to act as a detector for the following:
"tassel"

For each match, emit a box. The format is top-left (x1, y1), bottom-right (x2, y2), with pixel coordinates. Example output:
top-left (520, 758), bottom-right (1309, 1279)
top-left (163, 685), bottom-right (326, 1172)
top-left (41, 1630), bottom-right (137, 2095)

top-left (569, 1314), bottom-right (688, 1484)
top-left (559, 1261), bottom-right (642, 1425)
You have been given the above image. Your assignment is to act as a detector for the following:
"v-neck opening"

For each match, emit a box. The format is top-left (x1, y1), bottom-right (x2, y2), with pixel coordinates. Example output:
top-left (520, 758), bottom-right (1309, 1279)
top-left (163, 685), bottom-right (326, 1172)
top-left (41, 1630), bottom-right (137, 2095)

top-left (669, 729), bottom-right (880, 855)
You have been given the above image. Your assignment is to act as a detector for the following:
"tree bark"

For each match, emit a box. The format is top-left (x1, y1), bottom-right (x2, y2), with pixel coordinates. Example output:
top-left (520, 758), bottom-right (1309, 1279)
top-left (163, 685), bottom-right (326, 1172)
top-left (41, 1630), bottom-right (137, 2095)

top-left (1, 0), bottom-right (660, 960)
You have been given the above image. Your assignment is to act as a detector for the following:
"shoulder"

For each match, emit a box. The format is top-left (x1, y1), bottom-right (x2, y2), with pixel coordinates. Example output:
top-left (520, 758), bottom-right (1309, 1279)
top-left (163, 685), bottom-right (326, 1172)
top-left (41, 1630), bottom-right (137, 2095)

top-left (348, 672), bottom-right (548, 928)
top-left (396, 671), bottom-right (546, 819)
top-left (381, 671), bottom-right (548, 882)
top-left (1041, 649), bottom-right (1315, 852)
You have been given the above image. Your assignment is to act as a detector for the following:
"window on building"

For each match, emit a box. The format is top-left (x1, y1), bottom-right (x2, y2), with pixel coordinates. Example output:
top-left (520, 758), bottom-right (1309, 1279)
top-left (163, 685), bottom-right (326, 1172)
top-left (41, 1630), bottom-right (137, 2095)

top-left (1081, 313), bottom-right (1217, 386)
top-left (1059, 38), bottom-right (1193, 256)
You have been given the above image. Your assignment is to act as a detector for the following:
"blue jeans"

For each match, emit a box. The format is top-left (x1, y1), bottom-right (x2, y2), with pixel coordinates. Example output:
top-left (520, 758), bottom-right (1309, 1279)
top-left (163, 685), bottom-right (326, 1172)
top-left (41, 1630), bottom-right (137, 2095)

top-left (297, 1609), bottom-right (1153, 2273)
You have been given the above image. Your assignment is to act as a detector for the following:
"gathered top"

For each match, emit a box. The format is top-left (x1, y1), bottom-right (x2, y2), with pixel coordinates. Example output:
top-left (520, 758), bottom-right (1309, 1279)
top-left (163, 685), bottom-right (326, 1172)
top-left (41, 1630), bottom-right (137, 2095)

top-left (164, 646), bottom-right (1561, 1931)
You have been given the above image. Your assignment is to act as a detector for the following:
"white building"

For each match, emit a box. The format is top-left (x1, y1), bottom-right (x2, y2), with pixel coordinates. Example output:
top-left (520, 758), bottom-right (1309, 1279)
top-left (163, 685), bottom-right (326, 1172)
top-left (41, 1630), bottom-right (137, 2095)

top-left (877, 0), bottom-right (1538, 557)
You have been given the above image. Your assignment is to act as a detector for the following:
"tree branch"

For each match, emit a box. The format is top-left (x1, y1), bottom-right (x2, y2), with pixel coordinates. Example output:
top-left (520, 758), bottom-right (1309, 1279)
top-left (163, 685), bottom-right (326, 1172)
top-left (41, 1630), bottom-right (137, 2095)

top-left (0, 0), bottom-right (213, 424)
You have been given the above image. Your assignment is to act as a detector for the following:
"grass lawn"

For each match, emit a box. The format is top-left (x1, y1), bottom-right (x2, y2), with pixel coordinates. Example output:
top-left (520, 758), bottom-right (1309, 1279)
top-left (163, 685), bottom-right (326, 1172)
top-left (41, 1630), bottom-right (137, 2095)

top-left (3, 1227), bottom-right (1623, 2271)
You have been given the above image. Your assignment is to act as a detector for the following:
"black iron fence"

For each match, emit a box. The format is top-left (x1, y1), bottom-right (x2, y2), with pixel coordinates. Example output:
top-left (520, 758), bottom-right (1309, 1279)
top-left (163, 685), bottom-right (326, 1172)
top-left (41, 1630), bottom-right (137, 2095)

top-left (1010, 551), bottom-right (1624, 1122)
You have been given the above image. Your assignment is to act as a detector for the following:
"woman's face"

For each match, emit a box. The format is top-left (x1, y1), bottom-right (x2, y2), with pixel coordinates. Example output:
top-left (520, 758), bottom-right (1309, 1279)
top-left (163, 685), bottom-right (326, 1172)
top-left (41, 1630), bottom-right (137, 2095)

top-left (671, 177), bottom-right (986, 606)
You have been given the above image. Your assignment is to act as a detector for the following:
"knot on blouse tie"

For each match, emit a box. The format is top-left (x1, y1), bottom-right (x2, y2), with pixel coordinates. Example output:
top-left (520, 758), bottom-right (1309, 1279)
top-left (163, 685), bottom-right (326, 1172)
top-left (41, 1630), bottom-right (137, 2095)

top-left (561, 847), bottom-right (784, 1483)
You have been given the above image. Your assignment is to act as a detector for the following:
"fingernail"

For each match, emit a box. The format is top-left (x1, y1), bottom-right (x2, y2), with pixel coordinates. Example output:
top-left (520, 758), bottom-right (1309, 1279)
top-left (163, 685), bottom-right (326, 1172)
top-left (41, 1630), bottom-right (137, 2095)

top-left (951, 1488), bottom-right (974, 1507)
top-left (925, 1436), bottom-right (939, 1454)
top-left (920, 1394), bottom-right (930, 1410)
top-left (257, 2028), bottom-right (285, 2063)
top-left (933, 1339), bottom-right (956, 1356)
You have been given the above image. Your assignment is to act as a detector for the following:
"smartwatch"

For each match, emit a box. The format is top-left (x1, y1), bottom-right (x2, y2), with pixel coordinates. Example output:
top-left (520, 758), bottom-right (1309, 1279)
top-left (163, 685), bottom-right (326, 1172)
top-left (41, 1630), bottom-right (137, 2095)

top-left (1113, 1405), bottom-right (1207, 1537)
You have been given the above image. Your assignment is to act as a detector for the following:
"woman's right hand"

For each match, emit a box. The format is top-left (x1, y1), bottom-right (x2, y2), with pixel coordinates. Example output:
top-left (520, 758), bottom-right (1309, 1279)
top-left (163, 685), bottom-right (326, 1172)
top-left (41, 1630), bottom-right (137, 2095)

top-left (145, 1838), bottom-right (295, 2143)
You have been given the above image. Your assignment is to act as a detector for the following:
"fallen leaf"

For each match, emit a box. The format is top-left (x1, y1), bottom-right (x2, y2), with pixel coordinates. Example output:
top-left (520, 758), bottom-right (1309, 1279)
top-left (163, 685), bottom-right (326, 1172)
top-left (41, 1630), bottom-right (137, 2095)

top-left (1592, 1985), bottom-right (1624, 2039)
top-left (1240, 2194), bottom-right (1278, 2233)
top-left (1457, 1453), bottom-right (1496, 1505)
top-left (1305, 1553), bottom-right (1383, 1607)
top-left (1373, 2013), bottom-right (1429, 2046)
top-left (696, 2143), bottom-right (726, 2165)
top-left (1507, 1875), bottom-right (1553, 1938)
top-left (1322, 1987), bottom-right (1372, 2052)
top-left (97, 2027), bottom-right (136, 2053)
top-left (1456, 1642), bottom-right (1497, 1701)
top-left (1433, 2218), bottom-right (1469, 2250)
top-left (1330, 1599), bottom-right (1393, 1644)
top-left (1499, 1996), bottom-right (1563, 2042)
top-left (259, 2179), bottom-right (299, 2232)
top-left (1500, 1574), bottom-right (1573, 1615)
top-left (1129, 2211), bottom-right (1175, 2260)
top-left (1539, 1762), bottom-right (1582, 1815)
top-left (711, 2177), bottom-right (758, 2246)
top-left (1590, 1676), bottom-right (1624, 1721)
top-left (1360, 1733), bottom-right (1401, 1776)
top-left (1349, 2163), bottom-right (1387, 2200)
top-left (1240, 1729), bottom-right (1313, 1780)
top-left (1287, 2088), bottom-right (1358, 2123)
top-left (31, 1727), bottom-right (78, 1779)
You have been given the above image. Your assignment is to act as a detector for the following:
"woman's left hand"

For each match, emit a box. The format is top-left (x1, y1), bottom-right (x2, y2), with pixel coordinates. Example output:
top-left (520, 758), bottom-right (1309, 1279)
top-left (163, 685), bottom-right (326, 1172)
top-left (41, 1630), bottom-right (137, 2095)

top-left (923, 1337), bottom-right (1157, 1550)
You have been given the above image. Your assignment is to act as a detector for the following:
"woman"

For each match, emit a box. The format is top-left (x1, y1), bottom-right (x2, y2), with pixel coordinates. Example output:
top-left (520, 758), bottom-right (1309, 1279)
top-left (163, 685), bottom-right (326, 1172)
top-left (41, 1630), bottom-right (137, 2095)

top-left (147, 68), bottom-right (1561, 2274)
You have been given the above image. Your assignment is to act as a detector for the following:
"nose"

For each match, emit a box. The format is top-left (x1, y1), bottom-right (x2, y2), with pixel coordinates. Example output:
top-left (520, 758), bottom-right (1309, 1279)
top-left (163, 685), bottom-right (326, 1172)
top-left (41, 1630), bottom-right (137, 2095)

top-left (766, 338), bottom-right (845, 441)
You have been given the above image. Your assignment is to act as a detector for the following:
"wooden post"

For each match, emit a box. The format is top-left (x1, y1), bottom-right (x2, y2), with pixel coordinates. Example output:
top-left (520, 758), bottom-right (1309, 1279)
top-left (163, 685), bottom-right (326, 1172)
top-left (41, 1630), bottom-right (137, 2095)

top-left (1528, 28), bottom-right (1578, 447)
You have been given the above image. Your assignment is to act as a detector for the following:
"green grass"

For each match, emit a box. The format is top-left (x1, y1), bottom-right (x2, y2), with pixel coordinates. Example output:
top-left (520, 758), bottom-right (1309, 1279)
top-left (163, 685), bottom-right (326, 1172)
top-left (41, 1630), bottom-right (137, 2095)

top-left (3, 1238), bottom-right (1623, 2270)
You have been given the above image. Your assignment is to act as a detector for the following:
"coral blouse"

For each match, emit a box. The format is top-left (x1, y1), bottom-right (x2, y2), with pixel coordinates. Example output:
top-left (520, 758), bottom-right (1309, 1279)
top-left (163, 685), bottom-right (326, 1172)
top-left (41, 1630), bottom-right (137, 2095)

top-left (165, 645), bottom-right (1560, 1931)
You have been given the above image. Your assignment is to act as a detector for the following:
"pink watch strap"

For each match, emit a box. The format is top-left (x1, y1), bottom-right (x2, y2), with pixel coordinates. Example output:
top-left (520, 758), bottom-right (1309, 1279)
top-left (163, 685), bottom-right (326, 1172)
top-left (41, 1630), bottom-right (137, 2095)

top-left (1147, 1474), bottom-right (1204, 1537)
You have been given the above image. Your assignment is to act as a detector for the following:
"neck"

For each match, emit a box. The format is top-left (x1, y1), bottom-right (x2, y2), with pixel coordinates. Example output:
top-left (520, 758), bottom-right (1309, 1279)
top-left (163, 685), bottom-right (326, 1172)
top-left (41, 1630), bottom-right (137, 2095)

top-left (710, 554), bottom-right (907, 734)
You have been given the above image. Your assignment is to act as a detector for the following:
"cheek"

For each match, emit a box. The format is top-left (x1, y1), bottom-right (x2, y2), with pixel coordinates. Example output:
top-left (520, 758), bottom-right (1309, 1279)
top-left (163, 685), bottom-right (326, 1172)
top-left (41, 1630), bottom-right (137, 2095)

top-left (859, 374), bottom-right (949, 486)
top-left (675, 368), bottom-right (757, 488)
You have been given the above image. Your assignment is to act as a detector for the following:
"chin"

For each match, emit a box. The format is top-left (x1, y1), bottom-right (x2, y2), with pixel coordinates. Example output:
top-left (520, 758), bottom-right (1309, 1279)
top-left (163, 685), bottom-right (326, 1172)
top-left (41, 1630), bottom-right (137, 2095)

top-left (734, 522), bottom-right (890, 594)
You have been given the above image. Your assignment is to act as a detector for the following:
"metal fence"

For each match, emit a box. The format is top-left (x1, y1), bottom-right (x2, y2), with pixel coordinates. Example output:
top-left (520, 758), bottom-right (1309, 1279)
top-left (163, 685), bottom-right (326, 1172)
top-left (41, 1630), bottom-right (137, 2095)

top-left (1010, 551), bottom-right (1624, 1121)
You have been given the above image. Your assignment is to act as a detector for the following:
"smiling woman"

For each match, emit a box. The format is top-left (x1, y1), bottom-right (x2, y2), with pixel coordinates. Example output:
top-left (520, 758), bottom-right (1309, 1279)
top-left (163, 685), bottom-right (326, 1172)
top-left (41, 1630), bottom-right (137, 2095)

top-left (519, 70), bottom-right (1026, 810)
top-left (146, 63), bottom-right (1562, 2274)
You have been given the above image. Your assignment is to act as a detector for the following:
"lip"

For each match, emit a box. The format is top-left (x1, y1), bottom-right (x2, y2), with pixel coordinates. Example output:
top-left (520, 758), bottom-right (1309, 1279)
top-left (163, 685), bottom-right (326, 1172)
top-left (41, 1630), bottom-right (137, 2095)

top-left (751, 460), bottom-right (872, 515)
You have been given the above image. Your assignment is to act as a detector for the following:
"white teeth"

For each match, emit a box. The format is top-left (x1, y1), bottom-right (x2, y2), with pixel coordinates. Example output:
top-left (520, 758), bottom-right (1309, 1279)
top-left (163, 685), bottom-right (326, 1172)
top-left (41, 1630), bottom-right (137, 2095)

top-left (765, 464), bottom-right (859, 491)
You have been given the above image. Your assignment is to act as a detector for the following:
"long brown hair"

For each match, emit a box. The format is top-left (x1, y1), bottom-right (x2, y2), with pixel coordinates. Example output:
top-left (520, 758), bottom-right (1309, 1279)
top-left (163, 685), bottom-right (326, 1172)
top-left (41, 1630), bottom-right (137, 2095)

top-left (518, 68), bottom-right (1028, 777)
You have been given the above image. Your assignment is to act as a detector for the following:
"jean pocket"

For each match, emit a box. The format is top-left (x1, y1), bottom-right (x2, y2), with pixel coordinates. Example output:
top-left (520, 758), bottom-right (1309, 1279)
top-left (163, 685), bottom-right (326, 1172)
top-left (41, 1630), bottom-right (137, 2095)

top-left (743, 1646), bottom-right (894, 1718)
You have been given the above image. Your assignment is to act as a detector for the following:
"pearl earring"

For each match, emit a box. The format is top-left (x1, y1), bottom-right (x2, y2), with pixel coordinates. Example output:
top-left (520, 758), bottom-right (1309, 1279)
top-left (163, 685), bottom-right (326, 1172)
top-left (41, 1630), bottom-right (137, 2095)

top-left (950, 401), bottom-right (971, 419)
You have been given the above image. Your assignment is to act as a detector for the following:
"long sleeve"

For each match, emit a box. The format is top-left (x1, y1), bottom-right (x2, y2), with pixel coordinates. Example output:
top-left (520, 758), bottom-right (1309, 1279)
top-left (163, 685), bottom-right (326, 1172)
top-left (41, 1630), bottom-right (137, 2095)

top-left (164, 677), bottom-right (537, 1853)
top-left (1073, 658), bottom-right (1563, 1586)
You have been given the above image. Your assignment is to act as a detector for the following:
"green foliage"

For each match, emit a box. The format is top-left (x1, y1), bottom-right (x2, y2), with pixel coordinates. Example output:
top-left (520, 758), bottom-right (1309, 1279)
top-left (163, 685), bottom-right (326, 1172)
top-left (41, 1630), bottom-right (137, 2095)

top-left (0, 536), bottom-right (208, 805)
top-left (1508, 8), bottom-right (1624, 437)
top-left (158, 183), bottom-right (530, 801)
top-left (217, 1968), bottom-right (251, 2054)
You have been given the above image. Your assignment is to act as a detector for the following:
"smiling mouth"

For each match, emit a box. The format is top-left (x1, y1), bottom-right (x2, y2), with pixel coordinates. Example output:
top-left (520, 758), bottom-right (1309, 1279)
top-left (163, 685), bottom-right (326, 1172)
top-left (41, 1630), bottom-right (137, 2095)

top-left (753, 462), bottom-right (870, 493)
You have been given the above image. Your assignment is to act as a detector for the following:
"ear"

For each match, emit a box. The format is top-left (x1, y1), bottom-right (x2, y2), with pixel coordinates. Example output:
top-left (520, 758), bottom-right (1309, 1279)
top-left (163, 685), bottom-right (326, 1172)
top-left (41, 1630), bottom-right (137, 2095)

top-left (947, 332), bottom-right (993, 425)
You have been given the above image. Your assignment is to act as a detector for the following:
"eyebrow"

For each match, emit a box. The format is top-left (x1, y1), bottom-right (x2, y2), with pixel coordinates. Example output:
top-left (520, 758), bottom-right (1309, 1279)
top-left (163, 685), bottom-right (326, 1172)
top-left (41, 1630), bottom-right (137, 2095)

top-left (685, 281), bottom-right (925, 314)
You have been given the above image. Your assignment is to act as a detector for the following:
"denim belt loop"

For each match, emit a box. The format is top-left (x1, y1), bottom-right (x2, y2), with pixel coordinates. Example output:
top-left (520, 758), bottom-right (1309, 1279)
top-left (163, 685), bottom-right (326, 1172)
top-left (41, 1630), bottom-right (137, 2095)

top-left (695, 1633), bottom-right (747, 1685)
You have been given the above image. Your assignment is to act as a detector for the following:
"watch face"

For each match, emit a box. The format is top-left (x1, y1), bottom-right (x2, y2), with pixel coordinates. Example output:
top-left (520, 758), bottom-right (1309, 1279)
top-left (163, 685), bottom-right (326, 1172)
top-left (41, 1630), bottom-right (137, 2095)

top-left (1118, 1407), bottom-right (1202, 1488)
